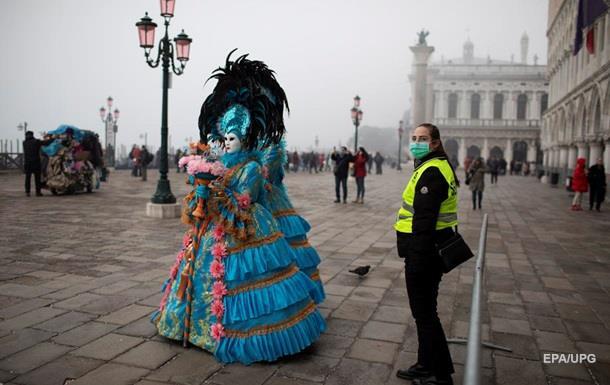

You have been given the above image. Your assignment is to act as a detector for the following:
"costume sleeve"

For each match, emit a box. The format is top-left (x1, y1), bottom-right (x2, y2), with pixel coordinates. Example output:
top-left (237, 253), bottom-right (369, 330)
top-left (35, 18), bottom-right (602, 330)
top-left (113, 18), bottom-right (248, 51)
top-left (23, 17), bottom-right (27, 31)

top-left (409, 166), bottom-right (449, 255)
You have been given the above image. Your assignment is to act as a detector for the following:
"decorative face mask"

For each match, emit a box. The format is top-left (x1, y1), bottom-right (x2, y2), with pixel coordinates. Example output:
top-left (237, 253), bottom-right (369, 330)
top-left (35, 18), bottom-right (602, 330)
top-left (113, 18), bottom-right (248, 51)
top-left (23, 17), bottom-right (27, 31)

top-left (207, 134), bottom-right (224, 158)
top-left (224, 133), bottom-right (242, 153)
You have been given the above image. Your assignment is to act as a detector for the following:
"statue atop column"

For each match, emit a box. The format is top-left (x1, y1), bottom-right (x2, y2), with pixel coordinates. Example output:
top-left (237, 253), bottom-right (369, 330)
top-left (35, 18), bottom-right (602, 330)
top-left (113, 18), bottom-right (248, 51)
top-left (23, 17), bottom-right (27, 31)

top-left (417, 30), bottom-right (429, 46)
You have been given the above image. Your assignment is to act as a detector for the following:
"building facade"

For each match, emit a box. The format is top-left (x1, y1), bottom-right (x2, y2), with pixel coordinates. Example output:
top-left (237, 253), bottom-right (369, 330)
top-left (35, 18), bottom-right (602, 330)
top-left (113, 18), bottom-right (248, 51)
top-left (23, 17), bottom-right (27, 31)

top-left (409, 35), bottom-right (548, 170)
top-left (542, 0), bottom-right (610, 182)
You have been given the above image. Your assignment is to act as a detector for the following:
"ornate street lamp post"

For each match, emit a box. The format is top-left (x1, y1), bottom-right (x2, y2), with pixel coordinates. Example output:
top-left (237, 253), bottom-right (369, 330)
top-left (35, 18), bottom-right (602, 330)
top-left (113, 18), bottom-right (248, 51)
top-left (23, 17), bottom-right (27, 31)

top-left (17, 122), bottom-right (28, 139)
top-left (99, 97), bottom-right (120, 167)
top-left (350, 95), bottom-right (363, 153)
top-left (397, 120), bottom-right (404, 171)
top-left (136, 0), bottom-right (192, 204)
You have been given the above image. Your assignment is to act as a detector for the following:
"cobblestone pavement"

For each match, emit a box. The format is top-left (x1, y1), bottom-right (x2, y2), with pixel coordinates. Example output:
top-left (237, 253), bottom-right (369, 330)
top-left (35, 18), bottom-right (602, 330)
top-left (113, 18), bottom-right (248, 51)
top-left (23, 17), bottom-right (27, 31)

top-left (0, 166), bottom-right (609, 385)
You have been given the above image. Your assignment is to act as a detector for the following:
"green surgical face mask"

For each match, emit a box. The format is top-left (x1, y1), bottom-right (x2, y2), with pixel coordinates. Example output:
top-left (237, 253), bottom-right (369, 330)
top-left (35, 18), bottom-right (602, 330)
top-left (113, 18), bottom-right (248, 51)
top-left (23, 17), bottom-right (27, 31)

top-left (409, 142), bottom-right (430, 159)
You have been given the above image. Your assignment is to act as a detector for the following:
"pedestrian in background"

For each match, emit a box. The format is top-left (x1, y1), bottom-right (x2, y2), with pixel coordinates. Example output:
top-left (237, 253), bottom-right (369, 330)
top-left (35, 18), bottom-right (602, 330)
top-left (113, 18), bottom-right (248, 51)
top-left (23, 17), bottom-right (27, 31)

top-left (374, 151), bottom-right (385, 175)
top-left (353, 147), bottom-right (369, 204)
top-left (571, 157), bottom-right (588, 211)
top-left (129, 145), bottom-right (141, 177)
top-left (175, 149), bottom-right (182, 173)
top-left (490, 157), bottom-right (499, 184)
top-left (588, 158), bottom-right (606, 212)
top-left (22, 131), bottom-right (48, 196)
top-left (463, 155), bottom-right (473, 179)
top-left (394, 123), bottom-right (458, 385)
top-left (139, 145), bottom-right (152, 182)
top-left (331, 146), bottom-right (353, 204)
top-left (467, 157), bottom-right (486, 210)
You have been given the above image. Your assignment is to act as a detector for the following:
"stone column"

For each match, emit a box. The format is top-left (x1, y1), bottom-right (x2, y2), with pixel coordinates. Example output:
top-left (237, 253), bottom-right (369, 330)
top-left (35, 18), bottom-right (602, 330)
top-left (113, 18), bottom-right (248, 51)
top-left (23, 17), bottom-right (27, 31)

top-left (588, 141), bottom-right (602, 166)
top-left (482, 137), bottom-right (489, 160)
top-left (505, 138), bottom-right (513, 163)
top-left (459, 91), bottom-right (467, 119)
top-left (458, 137), bottom-right (466, 166)
top-left (542, 149), bottom-right (549, 177)
top-left (530, 92), bottom-right (540, 120)
top-left (527, 140), bottom-right (537, 163)
top-left (568, 145), bottom-right (577, 171)
top-left (604, 140), bottom-right (610, 176)
top-left (576, 142), bottom-right (588, 162)
top-left (508, 92), bottom-right (517, 120)
top-left (481, 91), bottom-right (490, 120)
top-left (425, 80), bottom-right (434, 122)
top-left (410, 45), bottom-right (435, 126)
top-left (559, 145), bottom-right (569, 181)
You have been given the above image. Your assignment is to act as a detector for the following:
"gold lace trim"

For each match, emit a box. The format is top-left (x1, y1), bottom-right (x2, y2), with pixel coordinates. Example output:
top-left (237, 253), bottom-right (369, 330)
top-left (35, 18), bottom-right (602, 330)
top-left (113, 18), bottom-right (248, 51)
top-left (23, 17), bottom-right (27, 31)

top-left (310, 270), bottom-right (320, 281)
top-left (226, 265), bottom-right (298, 295)
top-left (224, 301), bottom-right (317, 338)
top-left (289, 239), bottom-right (311, 248)
top-left (227, 232), bottom-right (283, 254)
top-left (273, 208), bottom-right (297, 218)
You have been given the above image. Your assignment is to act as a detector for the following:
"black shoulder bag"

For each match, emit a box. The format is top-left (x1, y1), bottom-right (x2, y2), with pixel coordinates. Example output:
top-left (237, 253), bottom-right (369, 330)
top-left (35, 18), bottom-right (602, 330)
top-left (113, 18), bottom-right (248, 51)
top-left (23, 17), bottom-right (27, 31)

top-left (437, 229), bottom-right (474, 273)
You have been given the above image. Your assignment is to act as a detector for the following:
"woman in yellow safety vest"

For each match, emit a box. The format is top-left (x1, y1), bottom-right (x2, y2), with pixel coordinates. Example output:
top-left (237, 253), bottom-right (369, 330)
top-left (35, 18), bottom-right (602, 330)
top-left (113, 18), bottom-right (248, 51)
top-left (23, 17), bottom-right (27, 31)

top-left (394, 123), bottom-right (459, 385)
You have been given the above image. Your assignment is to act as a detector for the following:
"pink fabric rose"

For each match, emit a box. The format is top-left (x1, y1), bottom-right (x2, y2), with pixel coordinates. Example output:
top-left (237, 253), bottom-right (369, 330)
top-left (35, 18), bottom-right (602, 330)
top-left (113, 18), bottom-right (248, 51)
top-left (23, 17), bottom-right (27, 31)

top-left (182, 234), bottom-right (192, 247)
top-left (213, 226), bottom-right (225, 242)
top-left (211, 322), bottom-right (225, 341)
top-left (211, 242), bottom-right (228, 259)
top-left (211, 299), bottom-right (224, 318)
top-left (210, 260), bottom-right (225, 279)
top-left (212, 281), bottom-right (227, 299)
top-left (210, 161), bottom-right (226, 176)
top-left (236, 193), bottom-right (251, 210)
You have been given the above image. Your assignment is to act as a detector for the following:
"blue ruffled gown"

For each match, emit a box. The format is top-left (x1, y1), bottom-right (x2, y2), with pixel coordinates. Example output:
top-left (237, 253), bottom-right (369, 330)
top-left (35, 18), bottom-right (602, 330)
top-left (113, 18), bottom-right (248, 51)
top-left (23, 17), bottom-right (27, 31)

top-left (152, 151), bottom-right (326, 364)
top-left (260, 144), bottom-right (325, 303)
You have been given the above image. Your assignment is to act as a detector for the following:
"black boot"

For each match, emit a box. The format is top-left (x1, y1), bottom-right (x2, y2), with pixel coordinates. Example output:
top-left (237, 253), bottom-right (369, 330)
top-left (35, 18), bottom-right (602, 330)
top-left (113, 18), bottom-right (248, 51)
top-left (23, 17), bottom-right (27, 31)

top-left (396, 363), bottom-right (432, 380)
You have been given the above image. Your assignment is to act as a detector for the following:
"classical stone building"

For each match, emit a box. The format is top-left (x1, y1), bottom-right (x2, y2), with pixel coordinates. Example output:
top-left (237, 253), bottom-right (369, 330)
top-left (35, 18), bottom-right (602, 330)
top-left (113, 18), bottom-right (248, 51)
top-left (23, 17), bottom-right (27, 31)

top-left (542, 0), bottom-right (610, 182)
top-left (409, 35), bottom-right (548, 169)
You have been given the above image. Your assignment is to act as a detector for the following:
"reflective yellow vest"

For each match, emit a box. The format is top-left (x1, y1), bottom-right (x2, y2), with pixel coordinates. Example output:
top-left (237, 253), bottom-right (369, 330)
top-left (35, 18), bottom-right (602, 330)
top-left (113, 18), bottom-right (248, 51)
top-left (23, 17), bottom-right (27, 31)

top-left (394, 157), bottom-right (458, 233)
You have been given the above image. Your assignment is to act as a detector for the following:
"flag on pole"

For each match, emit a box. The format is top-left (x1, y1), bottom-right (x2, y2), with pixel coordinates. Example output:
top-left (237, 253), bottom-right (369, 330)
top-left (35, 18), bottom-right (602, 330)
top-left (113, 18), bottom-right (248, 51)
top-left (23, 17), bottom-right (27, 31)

top-left (573, 0), bottom-right (608, 55)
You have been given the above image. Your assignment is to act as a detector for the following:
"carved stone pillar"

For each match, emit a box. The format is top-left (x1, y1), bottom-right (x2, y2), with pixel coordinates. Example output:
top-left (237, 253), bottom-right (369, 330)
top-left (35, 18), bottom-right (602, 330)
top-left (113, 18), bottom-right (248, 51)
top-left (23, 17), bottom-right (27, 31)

top-left (588, 141), bottom-right (602, 166)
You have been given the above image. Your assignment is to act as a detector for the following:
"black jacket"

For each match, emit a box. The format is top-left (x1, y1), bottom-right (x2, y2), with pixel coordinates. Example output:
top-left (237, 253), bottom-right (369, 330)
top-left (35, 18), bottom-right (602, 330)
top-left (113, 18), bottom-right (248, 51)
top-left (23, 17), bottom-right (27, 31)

top-left (331, 152), bottom-right (353, 177)
top-left (588, 165), bottom-right (606, 188)
top-left (398, 151), bottom-right (456, 271)
top-left (23, 137), bottom-right (45, 171)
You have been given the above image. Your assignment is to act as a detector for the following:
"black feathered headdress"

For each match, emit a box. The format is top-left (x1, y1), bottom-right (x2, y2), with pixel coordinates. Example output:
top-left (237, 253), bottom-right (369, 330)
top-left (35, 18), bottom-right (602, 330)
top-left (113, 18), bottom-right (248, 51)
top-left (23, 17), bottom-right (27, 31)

top-left (198, 49), bottom-right (289, 151)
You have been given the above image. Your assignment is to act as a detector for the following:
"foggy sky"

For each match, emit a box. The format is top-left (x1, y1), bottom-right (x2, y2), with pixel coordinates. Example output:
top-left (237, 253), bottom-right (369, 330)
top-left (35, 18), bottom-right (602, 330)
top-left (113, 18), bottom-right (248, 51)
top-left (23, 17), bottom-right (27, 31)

top-left (0, 0), bottom-right (548, 152)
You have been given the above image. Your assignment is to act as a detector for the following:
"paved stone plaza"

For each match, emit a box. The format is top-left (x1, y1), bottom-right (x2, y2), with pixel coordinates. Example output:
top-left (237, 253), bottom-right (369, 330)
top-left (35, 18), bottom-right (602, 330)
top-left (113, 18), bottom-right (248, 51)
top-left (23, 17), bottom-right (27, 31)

top-left (0, 167), bottom-right (609, 385)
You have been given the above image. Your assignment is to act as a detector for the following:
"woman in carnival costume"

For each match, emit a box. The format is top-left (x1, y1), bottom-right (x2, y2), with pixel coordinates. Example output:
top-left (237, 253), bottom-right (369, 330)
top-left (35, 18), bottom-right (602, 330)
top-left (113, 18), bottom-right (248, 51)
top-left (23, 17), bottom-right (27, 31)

top-left (152, 51), bottom-right (326, 364)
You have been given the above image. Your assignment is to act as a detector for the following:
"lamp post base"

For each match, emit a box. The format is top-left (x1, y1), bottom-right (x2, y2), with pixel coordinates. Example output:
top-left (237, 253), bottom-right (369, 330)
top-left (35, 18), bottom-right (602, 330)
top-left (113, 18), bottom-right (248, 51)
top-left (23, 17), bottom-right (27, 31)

top-left (146, 202), bottom-right (181, 218)
top-left (151, 179), bottom-right (176, 204)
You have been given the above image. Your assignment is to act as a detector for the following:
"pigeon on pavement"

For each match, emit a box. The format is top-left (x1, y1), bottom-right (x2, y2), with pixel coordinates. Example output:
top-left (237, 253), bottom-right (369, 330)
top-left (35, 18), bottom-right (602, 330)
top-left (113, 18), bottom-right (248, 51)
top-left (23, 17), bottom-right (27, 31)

top-left (349, 265), bottom-right (371, 277)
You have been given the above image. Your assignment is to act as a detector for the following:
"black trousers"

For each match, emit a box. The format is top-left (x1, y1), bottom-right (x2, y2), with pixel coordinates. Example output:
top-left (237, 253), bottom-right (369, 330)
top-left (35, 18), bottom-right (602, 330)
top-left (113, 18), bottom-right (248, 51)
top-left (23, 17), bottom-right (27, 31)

top-left (590, 186), bottom-right (605, 210)
top-left (472, 190), bottom-right (483, 209)
top-left (335, 175), bottom-right (348, 201)
top-left (397, 231), bottom-right (454, 378)
top-left (25, 169), bottom-right (42, 194)
top-left (355, 176), bottom-right (365, 199)
top-left (490, 172), bottom-right (498, 184)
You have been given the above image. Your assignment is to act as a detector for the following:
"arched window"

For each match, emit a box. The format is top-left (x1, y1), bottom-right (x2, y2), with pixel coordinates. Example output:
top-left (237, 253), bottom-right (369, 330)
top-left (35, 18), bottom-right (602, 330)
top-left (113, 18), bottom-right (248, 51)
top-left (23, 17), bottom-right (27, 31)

top-left (493, 93), bottom-right (503, 119)
top-left (517, 93), bottom-right (528, 120)
top-left (540, 93), bottom-right (549, 115)
top-left (470, 93), bottom-right (481, 119)
top-left (448, 93), bottom-right (458, 118)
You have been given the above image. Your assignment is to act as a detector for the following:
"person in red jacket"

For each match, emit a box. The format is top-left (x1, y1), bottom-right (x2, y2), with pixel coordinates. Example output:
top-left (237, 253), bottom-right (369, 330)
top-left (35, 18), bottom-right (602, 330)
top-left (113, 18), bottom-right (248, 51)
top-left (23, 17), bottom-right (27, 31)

top-left (571, 157), bottom-right (588, 211)
top-left (353, 147), bottom-right (369, 204)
